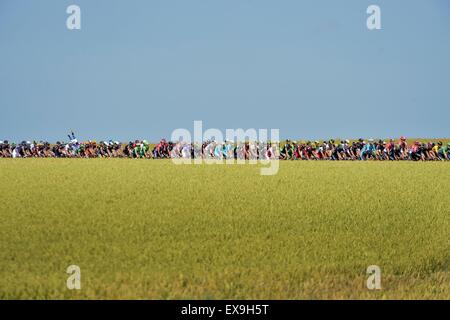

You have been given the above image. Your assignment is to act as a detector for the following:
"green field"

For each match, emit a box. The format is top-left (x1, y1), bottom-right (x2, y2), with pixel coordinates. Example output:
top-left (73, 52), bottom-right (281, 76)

top-left (0, 159), bottom-right (449, 299)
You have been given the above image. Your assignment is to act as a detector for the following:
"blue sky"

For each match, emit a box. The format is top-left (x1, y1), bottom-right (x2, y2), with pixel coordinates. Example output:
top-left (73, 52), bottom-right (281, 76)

top-left (1, 0), bottom-right (449, 142)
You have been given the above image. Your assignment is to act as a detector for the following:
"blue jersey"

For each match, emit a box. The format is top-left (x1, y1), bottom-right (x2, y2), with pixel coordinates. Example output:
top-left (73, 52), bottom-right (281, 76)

top-left (214, 145), bottom-right (223, 157)
top-left (360, 143), bottom-right (375, 159)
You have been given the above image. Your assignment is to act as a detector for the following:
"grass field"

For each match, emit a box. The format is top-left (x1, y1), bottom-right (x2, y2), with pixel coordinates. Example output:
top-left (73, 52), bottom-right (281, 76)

top-left (0, 159), bottom-right (449, 299)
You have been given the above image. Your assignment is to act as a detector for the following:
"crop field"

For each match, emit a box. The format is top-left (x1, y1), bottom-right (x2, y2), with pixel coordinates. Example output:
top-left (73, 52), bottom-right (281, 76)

top-left (0, 159), bottom-right (449, 299)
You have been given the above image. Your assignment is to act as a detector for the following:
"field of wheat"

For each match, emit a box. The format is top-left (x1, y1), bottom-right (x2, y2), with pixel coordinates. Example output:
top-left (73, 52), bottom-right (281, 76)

top-left (0, 159), bottom-right (449, 299)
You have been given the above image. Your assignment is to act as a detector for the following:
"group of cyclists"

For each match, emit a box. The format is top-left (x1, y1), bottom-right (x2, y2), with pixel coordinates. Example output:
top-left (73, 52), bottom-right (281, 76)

top-left (1, 133), bottom-right (449, 161)
top-left (279, 137), bottom-right (450, 161)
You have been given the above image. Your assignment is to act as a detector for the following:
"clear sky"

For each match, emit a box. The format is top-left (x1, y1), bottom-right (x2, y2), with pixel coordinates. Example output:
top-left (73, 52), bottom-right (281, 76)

top-left (1, 0), bottom-right (449, 142)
